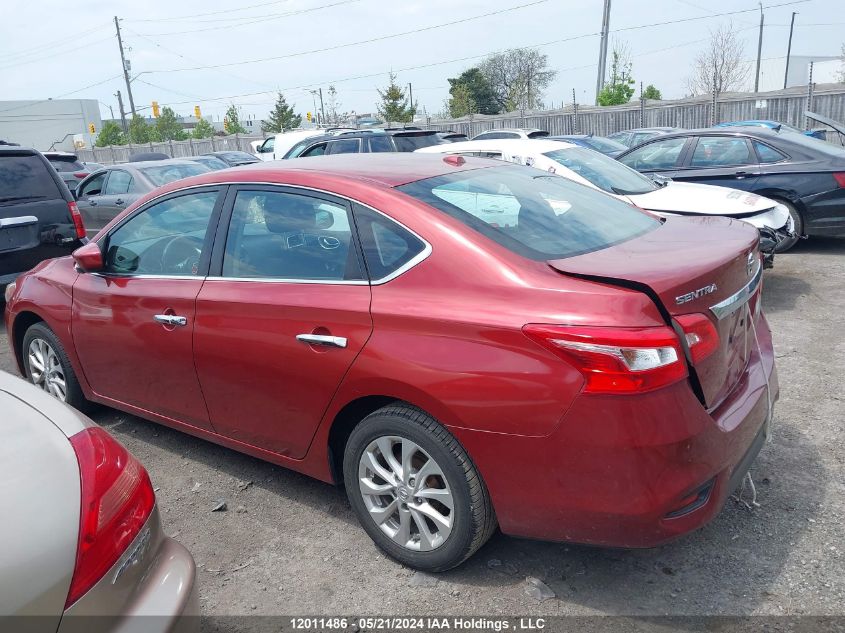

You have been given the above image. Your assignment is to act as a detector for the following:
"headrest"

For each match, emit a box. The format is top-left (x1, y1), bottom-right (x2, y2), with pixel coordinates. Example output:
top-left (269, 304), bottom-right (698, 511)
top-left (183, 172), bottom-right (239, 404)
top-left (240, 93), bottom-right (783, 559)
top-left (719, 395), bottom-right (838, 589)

top-left (263, 195), bottom-right (317, 233)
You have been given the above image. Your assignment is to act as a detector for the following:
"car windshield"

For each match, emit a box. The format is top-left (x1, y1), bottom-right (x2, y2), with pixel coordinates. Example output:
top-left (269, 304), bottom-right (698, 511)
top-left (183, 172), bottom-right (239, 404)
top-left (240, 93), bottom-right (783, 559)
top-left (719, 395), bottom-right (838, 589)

top-left (139, 163), bottom-right (209, 187)
top-left (580, 137), bottom-right (627, 154)
top-left (543, 146), bottom-right (659, 195)
top-left (219, 151), bottom-right (258, 163)
top-left (398, 164), bottom-right (659, 261)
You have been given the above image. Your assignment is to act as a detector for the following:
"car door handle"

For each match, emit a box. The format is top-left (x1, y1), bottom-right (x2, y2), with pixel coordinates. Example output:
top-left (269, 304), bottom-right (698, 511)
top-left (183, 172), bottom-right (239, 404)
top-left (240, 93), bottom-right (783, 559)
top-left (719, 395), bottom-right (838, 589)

top-left (89, 199), bottom-right (97, 206)
top-left (115, 198), bottom-right (124, 205)
top-left (735, 170), bottom-right (750, 179)
top-left (153, 314), bottom-right (188, 327)
top-left (296, 333), bottom-right (347, 348)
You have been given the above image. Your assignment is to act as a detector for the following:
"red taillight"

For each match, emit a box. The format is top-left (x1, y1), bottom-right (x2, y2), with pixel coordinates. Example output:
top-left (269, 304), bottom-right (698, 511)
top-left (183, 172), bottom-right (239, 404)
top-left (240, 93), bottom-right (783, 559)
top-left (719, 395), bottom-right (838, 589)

top-left (675, 313), bottom-right (720, 365)
top-left (66, 427), bottom-right (155, 608)
top-left (68, 201), bottom-right (86, 240)
top-left (833, 172), bottom-right (845, 188)
top-left (73, 172), bottom-right (88, 179)
top-left (523, 324), bottom-right (687, 394)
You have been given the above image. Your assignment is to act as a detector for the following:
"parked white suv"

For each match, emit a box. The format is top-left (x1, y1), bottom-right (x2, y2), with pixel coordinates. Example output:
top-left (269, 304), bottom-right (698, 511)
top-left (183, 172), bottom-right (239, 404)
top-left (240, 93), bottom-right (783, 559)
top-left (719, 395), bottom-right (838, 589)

top-left (255, 128), bottom-right (356, 161)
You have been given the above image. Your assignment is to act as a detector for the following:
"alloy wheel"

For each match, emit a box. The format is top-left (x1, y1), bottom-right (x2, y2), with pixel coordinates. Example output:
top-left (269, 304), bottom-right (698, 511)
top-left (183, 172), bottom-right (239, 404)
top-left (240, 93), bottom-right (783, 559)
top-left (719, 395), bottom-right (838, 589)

top-left (358, 436), bottom-right (454, 551)
top-left (27, 338), bottom-right (67, 402)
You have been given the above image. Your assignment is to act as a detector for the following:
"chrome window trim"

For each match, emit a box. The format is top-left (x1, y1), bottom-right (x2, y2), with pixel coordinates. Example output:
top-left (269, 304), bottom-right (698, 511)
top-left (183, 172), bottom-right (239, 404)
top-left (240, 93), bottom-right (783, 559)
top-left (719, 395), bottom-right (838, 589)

top-left (99, 181), bottom-right (433, 285)
top-left (709, 258), bottom-right (763, 320)
top-left (90, 273), bottom-right (204, 281)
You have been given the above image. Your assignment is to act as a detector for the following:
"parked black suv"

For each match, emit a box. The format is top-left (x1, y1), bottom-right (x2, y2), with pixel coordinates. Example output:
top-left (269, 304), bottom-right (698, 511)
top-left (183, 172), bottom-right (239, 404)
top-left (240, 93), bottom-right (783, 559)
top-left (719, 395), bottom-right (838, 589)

top-left (0, 147), bottom-right (86, 288)
top-left (282, 129), bottom-right (445, 159)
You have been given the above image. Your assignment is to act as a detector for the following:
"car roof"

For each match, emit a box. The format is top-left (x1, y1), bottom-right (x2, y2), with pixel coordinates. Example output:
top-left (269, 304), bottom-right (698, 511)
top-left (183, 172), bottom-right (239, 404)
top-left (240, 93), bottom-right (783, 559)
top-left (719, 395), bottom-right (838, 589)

top-left (0, 146), bottom-right (38, 155)
top-left (416, 138), bottom-right (578, 154)
top-left (42, 151), bottom-right (78, 158)
top-left (149, 153), bottom-right (494, 193)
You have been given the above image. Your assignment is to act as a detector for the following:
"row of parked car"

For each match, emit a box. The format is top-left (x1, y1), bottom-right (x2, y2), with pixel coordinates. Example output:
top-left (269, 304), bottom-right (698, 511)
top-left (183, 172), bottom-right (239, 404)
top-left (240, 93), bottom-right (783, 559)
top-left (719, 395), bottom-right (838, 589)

top-left (0, 114), bottom-right (840, 625)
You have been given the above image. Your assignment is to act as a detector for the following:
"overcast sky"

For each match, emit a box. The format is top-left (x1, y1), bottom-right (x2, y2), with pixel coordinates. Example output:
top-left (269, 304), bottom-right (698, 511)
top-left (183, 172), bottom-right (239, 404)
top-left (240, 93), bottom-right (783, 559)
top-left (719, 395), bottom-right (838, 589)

top-left (1, 0), bottom-right (842, 123)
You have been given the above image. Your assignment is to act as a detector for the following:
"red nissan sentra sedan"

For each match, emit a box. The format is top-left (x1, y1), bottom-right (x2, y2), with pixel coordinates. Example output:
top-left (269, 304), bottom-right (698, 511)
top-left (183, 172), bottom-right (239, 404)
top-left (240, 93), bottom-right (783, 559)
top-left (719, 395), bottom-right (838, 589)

top-left (4, 154), bottom-right (778, 571)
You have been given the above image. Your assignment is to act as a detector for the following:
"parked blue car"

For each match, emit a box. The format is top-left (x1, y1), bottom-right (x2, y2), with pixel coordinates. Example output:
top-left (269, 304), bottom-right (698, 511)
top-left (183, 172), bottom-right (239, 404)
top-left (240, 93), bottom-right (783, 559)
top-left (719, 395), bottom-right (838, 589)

top-left (714, 120), bottom-right (826, 140)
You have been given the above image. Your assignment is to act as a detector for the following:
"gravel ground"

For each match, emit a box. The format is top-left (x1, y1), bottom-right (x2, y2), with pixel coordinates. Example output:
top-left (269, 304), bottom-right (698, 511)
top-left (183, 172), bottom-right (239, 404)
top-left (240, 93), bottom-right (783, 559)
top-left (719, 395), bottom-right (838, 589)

top-left (2, 238), bottom-right (844, 618)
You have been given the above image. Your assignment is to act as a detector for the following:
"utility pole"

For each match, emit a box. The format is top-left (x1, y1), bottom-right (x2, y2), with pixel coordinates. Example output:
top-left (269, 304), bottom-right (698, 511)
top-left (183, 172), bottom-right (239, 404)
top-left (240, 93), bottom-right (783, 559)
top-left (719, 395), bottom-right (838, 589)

top-left (594, 0), bottom-right (612, 104)
top-left (114, 16), bottom-right (136, 116)
top-left (754, 3), bottom-right (764, 92)
top-left (115, 90), bottom-right (128, 134)
top-left (407, 83), bottom-right (415, 115)
top-left (318, 87), bottom-right (326, 125)
top-left (783, 11), bottom-right (798, 89)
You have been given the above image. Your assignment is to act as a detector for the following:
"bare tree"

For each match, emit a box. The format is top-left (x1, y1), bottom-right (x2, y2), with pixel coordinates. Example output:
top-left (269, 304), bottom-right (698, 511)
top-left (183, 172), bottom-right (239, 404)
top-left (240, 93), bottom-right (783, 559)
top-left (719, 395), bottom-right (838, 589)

top-left (838, 43), bottom-right (845, 83)
top-left (686, 24), bottom-right (750, 95)
top-left (479, 48), bottom-right (556, 112)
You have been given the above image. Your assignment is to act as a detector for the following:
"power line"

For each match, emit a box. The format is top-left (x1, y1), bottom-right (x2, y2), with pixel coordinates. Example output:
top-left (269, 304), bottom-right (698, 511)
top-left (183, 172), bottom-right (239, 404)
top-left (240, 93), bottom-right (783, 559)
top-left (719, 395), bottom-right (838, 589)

top-left (0, 23), bottom-right (111, 62)
top-left (0, 74), bottom-right (125, 115)
top-left (134, 0), bottom-right (363, 37)
top-left (141, 0), bottom-right (550, 73)
top-left (0, 36), bottom-right (113, 71)
top-left (126, 0), bottom-right (294, 22)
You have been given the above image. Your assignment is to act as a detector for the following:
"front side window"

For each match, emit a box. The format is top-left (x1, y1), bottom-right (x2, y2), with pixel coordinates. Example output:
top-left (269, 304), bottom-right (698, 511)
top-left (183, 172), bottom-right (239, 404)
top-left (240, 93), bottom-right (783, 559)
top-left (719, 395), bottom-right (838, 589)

top-left (77, 172), bottom-right (106, 199)
top-left (398, 164), bottom-right (659, 261)
top-left (690, 137), bottom-right (753, 167)
top-left (104, 170), bottom-right (133, 195)
top-left (619, 137), bottom-right (687, 171)
top-left (104, 191), bottom-right (218, 276)
top-left (368, 135), bottom-right (394, 153)
top-left (326, 138), bottom-right (361, 155)
top-left (543, 146), bottom-right (658, 195)
top-left (261, 138), bottom-right (275, 153)
top-left (301, 143), bottom-right (328, 157)
top-left (222, 190), bottom-right (362, 281)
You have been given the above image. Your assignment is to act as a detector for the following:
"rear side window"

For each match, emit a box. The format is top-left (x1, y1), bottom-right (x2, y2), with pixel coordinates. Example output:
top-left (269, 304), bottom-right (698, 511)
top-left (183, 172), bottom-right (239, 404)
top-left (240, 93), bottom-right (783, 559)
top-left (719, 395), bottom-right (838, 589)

top-left (397, 164), bottom-right (658, 261)
top-left (753, 140), bottom-right (787, 163)
top-left (368, 135), bottom-right (394, 153)
top-left (690, 137), bottom-right (753, 167)
top-left (301, 143), bottom-right (328, 157)
top-left (0, 154), bottom-right (62, 201)
top-left (354, 205), bottom-right (426, 280)
top-left (138, 163), bottom-right (207, 187)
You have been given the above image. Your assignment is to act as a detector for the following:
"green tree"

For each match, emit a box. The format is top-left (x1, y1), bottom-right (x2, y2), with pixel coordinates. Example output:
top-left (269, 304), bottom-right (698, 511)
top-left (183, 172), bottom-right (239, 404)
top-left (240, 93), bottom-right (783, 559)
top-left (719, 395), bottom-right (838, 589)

top-left (376, 72), bottom-right (415, 123)
top-left (192, 117), bottom-right (215, 139)
top-left (95, 121), bottom-right (125, 147)
top-left (154, 106), bottom-right (187, 141)
top-left (128, 114), bottom-right (151, 143)
top-left (597, 44), bottom-right (636, 106)
top-left (262, 92), bottom-right (301, 133)
top-left (224, 104), bottom-right (247, 134)
top-left (447, 67), bottom-right (499, 116)
top-left (642, 84), bottom-right (662, 100)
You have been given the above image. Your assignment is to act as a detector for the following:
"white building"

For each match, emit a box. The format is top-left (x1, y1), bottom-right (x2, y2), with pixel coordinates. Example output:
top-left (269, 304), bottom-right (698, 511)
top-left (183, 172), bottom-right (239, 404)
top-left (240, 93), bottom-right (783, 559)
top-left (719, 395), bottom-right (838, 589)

top-left (756, 56), bottom-right (842, 92)
top-left (0, 99), bottom-right (102, 151)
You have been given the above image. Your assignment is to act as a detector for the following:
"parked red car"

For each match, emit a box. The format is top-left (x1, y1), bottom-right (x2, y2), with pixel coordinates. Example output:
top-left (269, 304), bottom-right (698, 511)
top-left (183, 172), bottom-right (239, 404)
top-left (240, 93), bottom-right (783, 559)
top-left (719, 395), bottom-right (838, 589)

top-left (4, 154), bottom-right (778, 571)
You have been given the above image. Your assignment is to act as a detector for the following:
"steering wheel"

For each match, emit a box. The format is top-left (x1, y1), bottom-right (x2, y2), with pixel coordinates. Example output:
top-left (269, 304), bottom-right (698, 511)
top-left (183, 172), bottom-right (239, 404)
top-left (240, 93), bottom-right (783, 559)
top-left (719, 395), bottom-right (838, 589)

top-left (161, 235), bottom-right (202, 274)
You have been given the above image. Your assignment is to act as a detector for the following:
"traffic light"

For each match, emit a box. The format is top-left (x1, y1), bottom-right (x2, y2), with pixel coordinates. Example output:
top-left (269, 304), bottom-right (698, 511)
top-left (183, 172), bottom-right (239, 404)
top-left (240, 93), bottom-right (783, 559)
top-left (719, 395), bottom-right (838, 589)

top-left (223, 119), bottom-right (230, 133)
top-left (194, 105), bottom-right (202, 119)
top-left (88, 123), bottom-right (96, 134)
top-left (152, 101), bottom-right (160, 118)
top-left (306, 112), bottom-right (311, 122)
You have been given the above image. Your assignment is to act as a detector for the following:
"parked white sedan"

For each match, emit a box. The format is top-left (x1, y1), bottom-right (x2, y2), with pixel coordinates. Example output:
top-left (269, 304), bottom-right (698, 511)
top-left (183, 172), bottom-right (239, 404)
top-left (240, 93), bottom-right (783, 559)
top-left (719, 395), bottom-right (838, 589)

top-left (417, 139), bottom-right (793, 261)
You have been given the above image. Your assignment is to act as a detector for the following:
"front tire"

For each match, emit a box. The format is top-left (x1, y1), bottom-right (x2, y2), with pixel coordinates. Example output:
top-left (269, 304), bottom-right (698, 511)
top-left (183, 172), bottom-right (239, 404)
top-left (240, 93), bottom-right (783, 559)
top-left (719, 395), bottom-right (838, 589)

top-left (22, 322), bottom-right (88, 411)
top-left (343, 405), bottom-right (496, 571)
top-left (774, 200), bottom-right (803, 253)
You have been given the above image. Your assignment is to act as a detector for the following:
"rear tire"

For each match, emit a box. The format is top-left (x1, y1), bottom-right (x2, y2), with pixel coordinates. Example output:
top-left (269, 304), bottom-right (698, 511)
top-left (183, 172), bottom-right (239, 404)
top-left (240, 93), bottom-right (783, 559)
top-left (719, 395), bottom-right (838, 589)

top-left (773, 200), bottom-right (803, 253)
top-left (343, 404), bottom-right (496, 571)
top-left (22, 322), bottom-right (89, 411)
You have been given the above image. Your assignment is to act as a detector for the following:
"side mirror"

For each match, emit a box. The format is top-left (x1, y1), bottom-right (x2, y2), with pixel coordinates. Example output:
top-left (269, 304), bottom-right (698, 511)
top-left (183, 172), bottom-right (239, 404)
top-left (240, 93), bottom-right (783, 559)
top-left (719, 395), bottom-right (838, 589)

top-left (315, 210), bottom-right (335, 230)
top-left (72, 241), bottom-right (104, 273)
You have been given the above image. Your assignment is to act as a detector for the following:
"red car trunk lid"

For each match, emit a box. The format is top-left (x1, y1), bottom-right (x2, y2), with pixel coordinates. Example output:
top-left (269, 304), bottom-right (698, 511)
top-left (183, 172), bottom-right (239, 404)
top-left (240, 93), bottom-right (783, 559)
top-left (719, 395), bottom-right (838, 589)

top-left (548, 217), bottom-right (762, 409)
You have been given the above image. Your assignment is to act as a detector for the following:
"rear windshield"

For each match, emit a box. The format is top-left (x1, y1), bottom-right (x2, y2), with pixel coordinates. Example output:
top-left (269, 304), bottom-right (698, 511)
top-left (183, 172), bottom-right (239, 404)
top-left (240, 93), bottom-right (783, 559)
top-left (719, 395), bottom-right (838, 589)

top-left (543, 146), bottom-right (659, 195)
top-left (218, 151), bottom-right (258, 163)
top-left (139, 163), bottom-right (209, 187)
top-left (0, 153), bottom-right (62, 202)
top-left (47, 157), bottom-right (85, 172)
top-left (398, 164), bottom-right (659, 260)
top-left (527, 130), bottom-right (550, 138)
top-left (392, 133), bottom-right (442, 152)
